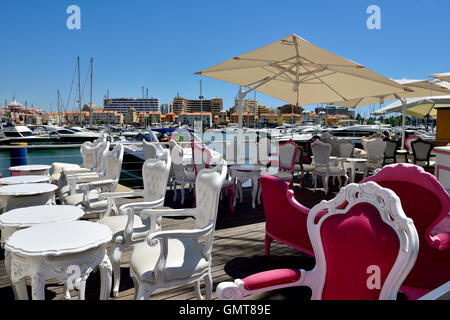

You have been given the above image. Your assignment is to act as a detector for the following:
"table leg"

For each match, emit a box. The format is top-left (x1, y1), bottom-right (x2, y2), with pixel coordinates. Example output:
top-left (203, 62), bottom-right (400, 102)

top-left (350, 163), bottom-right (356, 184)
top-left (99, 252), bottom-right (112, 300)
top-left (31, 274), bottom-right (45, 300)
top-left (251, 178), bottom-right (257, 209)
top-left (257, 179), bottom-right (261, 205)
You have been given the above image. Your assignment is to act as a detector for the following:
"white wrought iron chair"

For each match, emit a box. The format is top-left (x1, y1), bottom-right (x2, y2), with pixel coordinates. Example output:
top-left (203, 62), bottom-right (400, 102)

top-left (364, 138), bottom-right (387, 177)
top-left (312, 140), bottom-right (348, 195)
top-left (216, 182), bottom-right (419, 300)
top-left (96, 152), bottom-right (172, 297)
top-left (129, 159), bottom-right (227, 300)
top-left (63, 144), bottom-right (124, 217)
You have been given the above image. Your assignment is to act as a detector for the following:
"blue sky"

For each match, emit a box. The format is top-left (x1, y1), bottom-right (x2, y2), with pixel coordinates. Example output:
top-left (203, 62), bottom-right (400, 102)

top-left (1, 0), bottom-right (449, 117)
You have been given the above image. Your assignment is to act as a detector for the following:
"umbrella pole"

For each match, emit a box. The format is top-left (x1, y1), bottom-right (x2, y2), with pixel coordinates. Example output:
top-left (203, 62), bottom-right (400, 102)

top-left (237, 86), bottom-right (247, 129)
top-left (400, 98), bottom-right (407, 150)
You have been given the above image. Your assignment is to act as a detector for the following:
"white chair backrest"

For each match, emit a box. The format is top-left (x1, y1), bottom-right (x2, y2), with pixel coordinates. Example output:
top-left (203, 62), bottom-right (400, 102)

top-left (103, 144), bottom-right (124, 183)
top-left (257, 137), bottom-right (271, 165)
top-left (278, 140), bottom-right (297, 171)
top-left (171, 142), bottom-right (188, 181)
top-left (194, 159), bottom-right (227, 247)
top-left (321, 132), bottom-right (340, 157)
top-left (311, 140), bottom-right (332, 167)
top-left (365, 138), bottom-right (387, 162)
top-left (95, 141), bottom-right (110, 174)
top-left (338, 141), bottom-right (355, 158)
top-left (143, 140), bottom-right (157, 160)
top-left (93, 133), bottom-right (107, 146)
top-left (142, 153), bottom-right (171, 202)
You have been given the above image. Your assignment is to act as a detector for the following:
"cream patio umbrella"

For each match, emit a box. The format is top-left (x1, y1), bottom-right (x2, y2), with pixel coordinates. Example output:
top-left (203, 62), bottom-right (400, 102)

top-left (372, 95), bottom-right (450, 119)
top-left (330, 79), bottom-right (450, 148)
top-left (429, 72), bottom-right (450, 83)
top-left (194, 34), bottom-right (409, 129)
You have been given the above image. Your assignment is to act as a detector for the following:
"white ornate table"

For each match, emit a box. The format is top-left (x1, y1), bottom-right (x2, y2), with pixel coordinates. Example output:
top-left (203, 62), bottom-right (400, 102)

top-left (0, 183), bottom-right (58, 212)
top-left (0, 175), bottom-right (50, 186)
top-left (5, 221), bottom-right (112, 300)
top-left (340, 158), bottom-right (368, 183)
top-left (9, 165), bottom-right (51, 176)
top-left (0, 205), bottom-right (84, 247)
top-left (230, 164), bottom-right (262, 209)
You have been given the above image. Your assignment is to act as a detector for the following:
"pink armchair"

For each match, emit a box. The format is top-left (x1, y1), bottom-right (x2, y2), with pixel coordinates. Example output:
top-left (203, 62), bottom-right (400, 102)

top-left (361, 163), bottom-right (450, 299)
top-left (261, 175), bottom-right (313, 257)
top-left (262, 163), bottom-right (450, 299)
top-left (217, 182), bottom-right (419, 300)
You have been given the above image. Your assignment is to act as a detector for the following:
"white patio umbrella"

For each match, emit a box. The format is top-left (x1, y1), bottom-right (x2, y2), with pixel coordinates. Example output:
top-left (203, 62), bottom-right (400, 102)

top-left (372, 95), bottom-right (450, 119)
top-left (429, 72), bottom-right (450, 82)
top-left (195, 34), bottom-right (408, 128)
top-left (330, 79), bottom-right (450, 148)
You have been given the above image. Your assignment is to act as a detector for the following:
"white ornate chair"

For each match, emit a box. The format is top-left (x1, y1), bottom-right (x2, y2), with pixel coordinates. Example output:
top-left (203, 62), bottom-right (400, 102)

top-left (143, 140), bottom-right (157, 160)
top-left (63, 144), bottom-right (124, 217)
top-left (129, 160), bottom-right (227, 300)
top-left (320, 132), bottom-right (340, 157)
top-left (216, 182), bottom-right (419, 300)
top-left (338, 140), bottom-right (355, 158)
top-left (57, 141), bottom-right (110, 200)
top-left (364, 138), bottom-right (387, 177)
top-left (171, 141), bottom-right (196, 205)
top-left (96, 152), bottom-right (172, 297)
top-left (50, 134), bottom-right (107, 185)
top-left (312, 140), bottom-right (348, 195)
top-left (268, 139), bottom-right (297, 188)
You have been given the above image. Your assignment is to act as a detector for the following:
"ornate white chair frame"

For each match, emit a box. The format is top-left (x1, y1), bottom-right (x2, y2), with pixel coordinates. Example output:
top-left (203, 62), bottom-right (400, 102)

top-left (216, 181), bottom-right (419, 300)
top-left (130, 160), bottom-right (227, 300)
top-left (312, 140), bottom-right (348, 195)
top-left (97, 152), bottom-right (172, 297)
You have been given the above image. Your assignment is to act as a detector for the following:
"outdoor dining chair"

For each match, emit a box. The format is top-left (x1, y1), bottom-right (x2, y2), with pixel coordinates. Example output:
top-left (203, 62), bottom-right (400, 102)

top-left (382, 137), bottom-right (398, 165)
top-left (129, 160), bottom-right (227, 300)
top-left (217, 181), bottom-right (419, 300)
top-left (268, 139), bottom-right (297, 189)
top-left (97, 152), bottom-right (171, 297)
top-left (311, 140), bottom-right (348, 195)
top-left (63, 144), bottom-right (124, 217)
top-left (411, 138), bottom-right (435, 172)
top-left (363, 138), bottom-right (387, 177)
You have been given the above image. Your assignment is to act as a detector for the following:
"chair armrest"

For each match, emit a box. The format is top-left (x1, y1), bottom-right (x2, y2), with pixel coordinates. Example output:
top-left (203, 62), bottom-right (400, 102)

top-left (63, 167), bottom-right (92, 175)
top-left (99, 190), bottom-right (144, 200)
top-left (80, 179), bottom-right (116, 191)
top-left (431, 232), bottom-right (450, 252)
top-left (66, 173), bottom-right (101, 195)
top-left (141, 207), bottom-right (196, 232)
top-left (146, 223), bottom-right (214, 283)
top-left (120, 198), bottom-right (166, 243)
top-left (216, 268), bottom-right (306, 300)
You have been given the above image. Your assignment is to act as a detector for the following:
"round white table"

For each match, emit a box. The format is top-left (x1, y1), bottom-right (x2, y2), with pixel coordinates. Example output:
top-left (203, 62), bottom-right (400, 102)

top-left (0, 183), bottom-right (58, 212)
top-left (340, 158), bottom-right (368, 183)
top-left (0, 205), bottom-right (84, 247)
top-left (230, 164), bottom-right (262, 209)
top-left (5, 221), bottom-right (112, 300)
top-left (9, 165), bottom-right (51, 176)
top-left (0, 175), bottom-right (50, 186)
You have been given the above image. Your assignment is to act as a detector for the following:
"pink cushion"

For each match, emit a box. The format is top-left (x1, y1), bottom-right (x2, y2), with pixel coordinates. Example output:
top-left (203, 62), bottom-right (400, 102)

top-left (243, 269), bottom-right (301, 290)
top-left (320, 203), bottom-right (400, 300)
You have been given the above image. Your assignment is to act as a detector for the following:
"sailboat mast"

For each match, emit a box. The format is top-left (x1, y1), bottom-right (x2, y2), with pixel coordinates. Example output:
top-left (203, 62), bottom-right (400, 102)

top-left (90, 57), bottom-right (93, 127)
top-left (77, 56), bottom-right (82, 127)
top-left (57, 89), bottom-right (61, 126)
